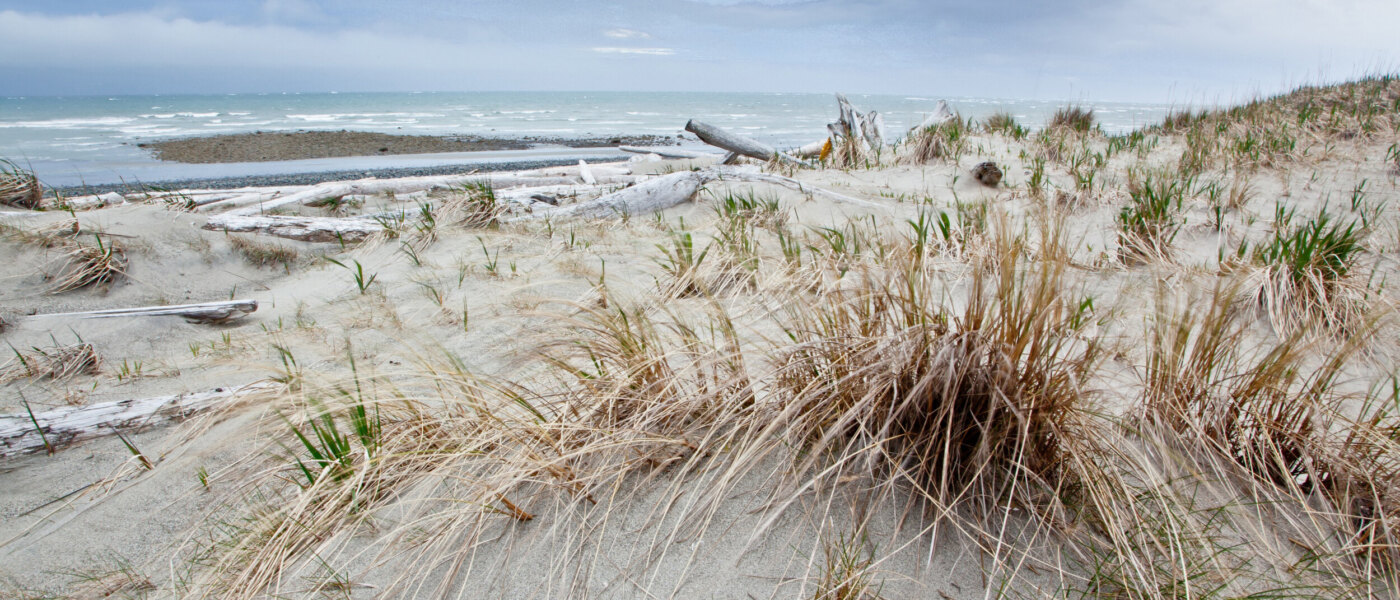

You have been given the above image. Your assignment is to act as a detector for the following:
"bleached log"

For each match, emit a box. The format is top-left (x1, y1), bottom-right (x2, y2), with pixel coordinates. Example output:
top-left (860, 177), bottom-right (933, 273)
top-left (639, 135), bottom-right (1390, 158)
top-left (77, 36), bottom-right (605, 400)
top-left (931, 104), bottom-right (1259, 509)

top-left (0, 382), bottom-right (277, 457)
top-left (495, 183), bottom-right (613, 205)
top-left (790, 140), bottom-right (828, 158)
top-left (913, 100), bottom-right (955, 131)
top-left (684, 121), bottom-right (811, 168)
top-left (30, 299), bottom-right (259, 324)
top-left (618, 146), bottom-right (722, 160)
top-left (208, 172), bottom-right (639, 215)
top-left (204, 214), bottom-right (387, 242)
top-left (50, 192), bottom-right (125, 211)
top-left (507, 171), bottom-right (712, 222)
top-left (578, 160), bottom-right (596, 185)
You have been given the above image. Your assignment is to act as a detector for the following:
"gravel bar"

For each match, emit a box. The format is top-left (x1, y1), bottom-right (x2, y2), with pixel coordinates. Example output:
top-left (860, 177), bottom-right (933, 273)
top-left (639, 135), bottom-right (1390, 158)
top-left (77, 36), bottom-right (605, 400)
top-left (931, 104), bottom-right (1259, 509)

top-left (48, 157), bottom-right (628, 198)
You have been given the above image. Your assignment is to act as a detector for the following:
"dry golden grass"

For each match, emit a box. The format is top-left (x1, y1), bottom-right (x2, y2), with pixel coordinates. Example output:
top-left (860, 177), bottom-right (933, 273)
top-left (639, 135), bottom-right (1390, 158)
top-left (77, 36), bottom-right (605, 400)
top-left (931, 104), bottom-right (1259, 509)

top-left (228, 235), bottom-right (299, 270)
top-left (1, 342), bottom-right (100, 383)
top-left (47, 235), bottom-right (127, 294)
top-left (0, 159), bottom-right (42, 209)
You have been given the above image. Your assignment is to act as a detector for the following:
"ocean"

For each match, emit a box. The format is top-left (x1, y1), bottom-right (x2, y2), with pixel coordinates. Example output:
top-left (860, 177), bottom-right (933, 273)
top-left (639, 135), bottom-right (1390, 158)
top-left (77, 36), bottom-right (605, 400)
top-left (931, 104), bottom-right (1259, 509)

top-left (0, 91), bottom-right (1177, 187)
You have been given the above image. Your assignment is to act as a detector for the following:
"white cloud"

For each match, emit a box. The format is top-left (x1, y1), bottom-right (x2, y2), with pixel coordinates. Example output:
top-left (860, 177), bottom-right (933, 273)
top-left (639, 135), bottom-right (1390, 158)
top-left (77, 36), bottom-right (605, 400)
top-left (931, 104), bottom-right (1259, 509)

top-left (592, 47), bottom-right (675, 56)
top-left (0, 10), bottom-right (467, 70)
top-left (603, 28), bottom-right (651, 39)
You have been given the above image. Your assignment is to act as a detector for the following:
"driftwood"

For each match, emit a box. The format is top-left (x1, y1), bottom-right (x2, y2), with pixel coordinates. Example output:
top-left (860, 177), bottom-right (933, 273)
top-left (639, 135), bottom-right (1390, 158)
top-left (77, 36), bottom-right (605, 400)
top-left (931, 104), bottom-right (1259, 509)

top-left (204, 214), bottom-right (386, 242)
top-left (507, 171), bottom-right (712, 221)
top-left (578, 160), bottom-right (596, 185)
top-left (206, 171), bottom-right (637, 215)
top-left (790, 140), bottom-right (828, 158)
top-left (618, 146), bottom-right (722, 160)
top-left (31, 299), bottom-right (259, 324)
top-left (684, 121), bottom-right (810, 168)
top-left (913, 100), bottom-right (955, 131)
top-left (831, 94), bottom-right (886, 150)
top-left (0, 382), bottom-right (276, 457)
top-left (53, 192), bottom-right (125, 211)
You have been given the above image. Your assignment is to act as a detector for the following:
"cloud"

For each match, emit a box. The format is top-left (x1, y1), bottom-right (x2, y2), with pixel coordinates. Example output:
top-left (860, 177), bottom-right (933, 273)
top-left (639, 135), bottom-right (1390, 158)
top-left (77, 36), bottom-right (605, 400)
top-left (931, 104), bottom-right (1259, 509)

top-left (603, 28), bottom-right (651, 39)
top-left (261, 0), bottom-right (323, 24)
top-left (592, 47), bottom-right (675, 56)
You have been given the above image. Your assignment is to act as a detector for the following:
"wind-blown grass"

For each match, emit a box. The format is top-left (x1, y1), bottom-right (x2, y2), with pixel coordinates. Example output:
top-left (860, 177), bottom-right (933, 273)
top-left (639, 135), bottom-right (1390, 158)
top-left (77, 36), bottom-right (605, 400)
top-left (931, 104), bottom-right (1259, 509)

top-left (1251, 208), bottom-right (1367, 333)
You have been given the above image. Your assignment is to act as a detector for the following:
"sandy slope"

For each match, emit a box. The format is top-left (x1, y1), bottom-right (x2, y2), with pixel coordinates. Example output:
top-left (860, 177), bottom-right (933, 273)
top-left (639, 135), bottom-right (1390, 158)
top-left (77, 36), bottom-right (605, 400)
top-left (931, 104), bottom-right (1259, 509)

top-left (2, 88), bottom-right (1400, 598)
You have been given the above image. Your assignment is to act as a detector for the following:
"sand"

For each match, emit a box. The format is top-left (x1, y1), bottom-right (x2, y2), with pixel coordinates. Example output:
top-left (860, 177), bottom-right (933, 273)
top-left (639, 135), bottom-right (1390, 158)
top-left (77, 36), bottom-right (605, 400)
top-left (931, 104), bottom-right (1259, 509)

top-left (2, 79), bottom-right (1400, 598)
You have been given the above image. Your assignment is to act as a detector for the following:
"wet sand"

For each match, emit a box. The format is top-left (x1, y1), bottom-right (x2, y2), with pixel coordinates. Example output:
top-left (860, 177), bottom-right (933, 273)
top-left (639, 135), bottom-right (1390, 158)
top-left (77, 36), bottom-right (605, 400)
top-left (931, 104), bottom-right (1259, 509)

top-left (141, 130), bottom-right (679, 164)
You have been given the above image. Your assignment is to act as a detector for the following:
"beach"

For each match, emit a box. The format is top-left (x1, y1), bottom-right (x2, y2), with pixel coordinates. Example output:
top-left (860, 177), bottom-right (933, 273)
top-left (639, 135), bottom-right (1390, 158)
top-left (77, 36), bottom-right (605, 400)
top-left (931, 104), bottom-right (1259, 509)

top-left (2, 78), bottom-right (1400, 599)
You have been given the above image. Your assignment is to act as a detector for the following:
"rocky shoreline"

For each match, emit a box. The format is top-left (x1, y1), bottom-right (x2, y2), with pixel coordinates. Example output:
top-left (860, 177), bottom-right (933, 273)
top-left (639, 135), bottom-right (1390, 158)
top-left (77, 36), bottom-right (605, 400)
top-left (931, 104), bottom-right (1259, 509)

top-left (139, 130), bottom-right (678, 164)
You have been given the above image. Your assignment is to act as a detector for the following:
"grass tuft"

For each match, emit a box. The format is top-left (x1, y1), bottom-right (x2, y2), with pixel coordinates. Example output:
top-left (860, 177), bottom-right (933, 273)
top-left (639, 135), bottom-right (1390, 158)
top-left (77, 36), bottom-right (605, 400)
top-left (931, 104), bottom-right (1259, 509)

top-left (1051, 105), bottom-right (1096, 133)
top-left (773, 218), bottom-right (1100, 517)
top-left (47, 234), bottom-right (126, 294)
top-left (2, 341), bottom-right (100, 383)
top-left (229, 235), bottom-right (299, 271)
top-left (0, 159), bottom-right (43, 209)
top-left (1251, 208), bottom-right (1366, 332)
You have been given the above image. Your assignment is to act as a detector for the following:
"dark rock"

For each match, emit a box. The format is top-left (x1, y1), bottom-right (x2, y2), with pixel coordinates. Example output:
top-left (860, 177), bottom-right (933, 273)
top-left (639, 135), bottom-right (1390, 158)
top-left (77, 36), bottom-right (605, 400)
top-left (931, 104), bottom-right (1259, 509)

top-left (972, 161), bottom-right (1003, 187)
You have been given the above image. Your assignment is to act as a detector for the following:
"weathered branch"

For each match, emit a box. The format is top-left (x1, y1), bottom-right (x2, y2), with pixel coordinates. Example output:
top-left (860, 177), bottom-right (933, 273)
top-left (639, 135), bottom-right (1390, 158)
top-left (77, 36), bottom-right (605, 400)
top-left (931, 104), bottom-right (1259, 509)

top-left (506, 171), bottom-right (713, 221)
top-left (0, 382), bottom-right (276, 457)
top-left (30, 300), bottom-right (259, 324)
top-left (684, 120), bottom-right (811, 168)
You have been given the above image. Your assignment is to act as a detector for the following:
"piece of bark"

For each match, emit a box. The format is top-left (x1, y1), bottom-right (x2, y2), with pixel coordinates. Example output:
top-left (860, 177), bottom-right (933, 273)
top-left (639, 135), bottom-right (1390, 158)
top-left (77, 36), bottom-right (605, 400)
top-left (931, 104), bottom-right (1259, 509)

top-left (0, 382), bottom-right (277, 457)
top-left (684, 120), bottom-right (811, 168)
top-left (203, 214), bottom-right (387, 242)
top-left (506, 171), bottom-right (713, 221)
top-left (30, 299), bottom-right (259, 324)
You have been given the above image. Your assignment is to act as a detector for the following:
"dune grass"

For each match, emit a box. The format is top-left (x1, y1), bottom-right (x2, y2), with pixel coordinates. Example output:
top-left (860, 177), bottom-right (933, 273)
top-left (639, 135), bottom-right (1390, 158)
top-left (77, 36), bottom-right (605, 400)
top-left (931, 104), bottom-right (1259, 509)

top-left (0, 159), bottom-right (42, 210)
top-left (133, 74), bottom-right (1400, 599)
top-left (1050, 105), bottom-right (1096, 133)
top-left (229, 235), bottom-right (299, 271)
top-left (47, 234), bottom-right (126, 293)
top-left (1251, 207), bottom-right (1368, 333)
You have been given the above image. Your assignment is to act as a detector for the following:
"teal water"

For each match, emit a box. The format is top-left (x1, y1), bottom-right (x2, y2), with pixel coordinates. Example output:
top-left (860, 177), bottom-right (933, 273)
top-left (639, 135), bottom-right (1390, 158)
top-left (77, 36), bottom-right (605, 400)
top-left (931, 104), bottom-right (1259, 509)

top-left (0, 91), bottom-right (1176, 186)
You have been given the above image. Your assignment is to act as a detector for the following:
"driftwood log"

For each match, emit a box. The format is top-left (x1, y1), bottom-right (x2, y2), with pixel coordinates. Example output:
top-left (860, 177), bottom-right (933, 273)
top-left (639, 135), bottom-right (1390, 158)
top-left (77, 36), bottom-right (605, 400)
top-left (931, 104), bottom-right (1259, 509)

top-left (507, 171), bottom-right (713, 221)
top-left (204, 214), bottom-right (387, 242)
top-left (0, 382), bottom-right (276, 457)
top-left (31, 299), bottom-right (259, 324)
top-left (684, 121), bottom-right (811, 168)
top-left (206, 171), bottom-right (637, 215)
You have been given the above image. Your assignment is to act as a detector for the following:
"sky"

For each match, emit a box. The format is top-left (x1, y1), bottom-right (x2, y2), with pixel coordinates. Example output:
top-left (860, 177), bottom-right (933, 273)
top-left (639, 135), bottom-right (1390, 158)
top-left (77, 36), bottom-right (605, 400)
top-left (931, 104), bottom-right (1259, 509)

top-left (0, 0), bottom-right (1396, 103)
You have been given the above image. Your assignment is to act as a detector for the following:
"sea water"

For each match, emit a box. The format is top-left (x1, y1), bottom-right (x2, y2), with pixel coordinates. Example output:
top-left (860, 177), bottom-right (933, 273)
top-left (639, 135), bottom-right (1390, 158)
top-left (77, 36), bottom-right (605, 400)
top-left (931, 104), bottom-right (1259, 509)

top-left (0, 91), bottom-right (1176, 187)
